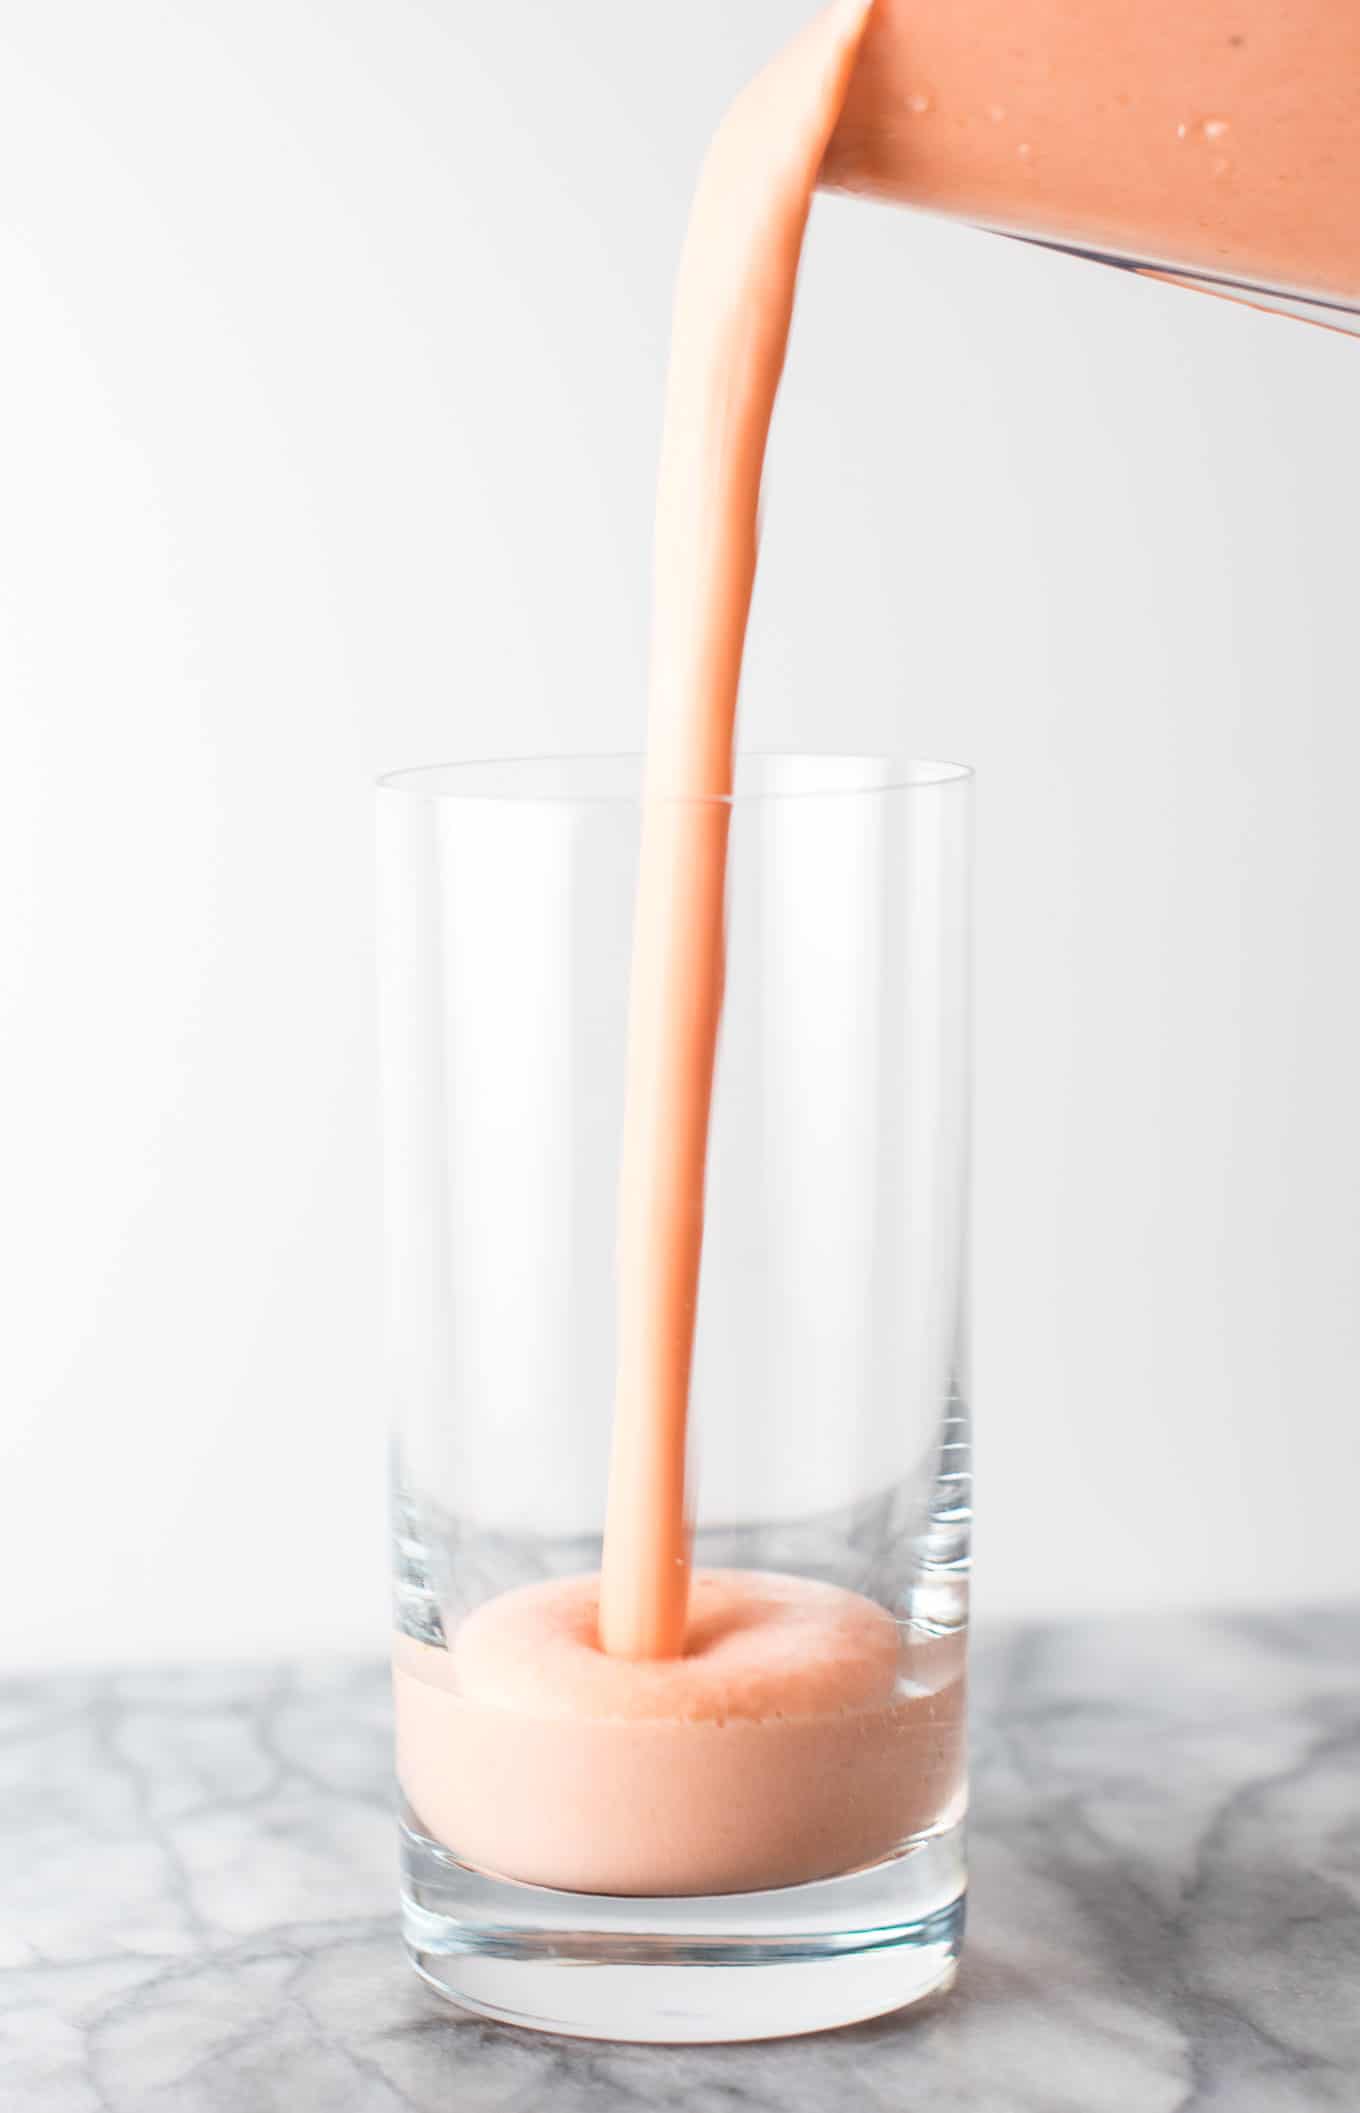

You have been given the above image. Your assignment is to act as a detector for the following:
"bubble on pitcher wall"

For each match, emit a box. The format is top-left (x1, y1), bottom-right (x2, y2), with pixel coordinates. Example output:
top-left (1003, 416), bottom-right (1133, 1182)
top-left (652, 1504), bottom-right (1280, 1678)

top-left (987, 104), bottom-right (1006, 124)
top-left (1177, 115), bottom-right (1232, 145)
top-left (1016, 141), bottom-right (1033, 161)
top-left (907, 92), bottom-right (933, 116)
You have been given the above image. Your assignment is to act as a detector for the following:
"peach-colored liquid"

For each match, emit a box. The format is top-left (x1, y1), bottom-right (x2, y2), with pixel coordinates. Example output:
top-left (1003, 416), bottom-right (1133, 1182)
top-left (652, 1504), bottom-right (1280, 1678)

top-left (599, 0), bottom-right (875, 1661)
top-left (397, 1572), bottom-right (964, 1895)
top-left (396, 4), bottom-right (940, 1900)
top-left (398, 0), bottom-right (1348, 1896)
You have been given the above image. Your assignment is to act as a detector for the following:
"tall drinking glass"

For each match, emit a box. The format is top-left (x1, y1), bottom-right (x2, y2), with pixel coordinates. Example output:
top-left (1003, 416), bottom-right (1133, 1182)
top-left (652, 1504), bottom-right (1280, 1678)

top-left (377, 752), bottom-right (973, 2042)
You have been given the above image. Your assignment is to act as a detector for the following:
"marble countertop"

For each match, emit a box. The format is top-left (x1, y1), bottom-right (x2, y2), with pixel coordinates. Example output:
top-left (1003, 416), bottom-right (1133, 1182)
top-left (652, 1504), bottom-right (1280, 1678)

top-left (5, 1605), bottom-right (1357, 2111)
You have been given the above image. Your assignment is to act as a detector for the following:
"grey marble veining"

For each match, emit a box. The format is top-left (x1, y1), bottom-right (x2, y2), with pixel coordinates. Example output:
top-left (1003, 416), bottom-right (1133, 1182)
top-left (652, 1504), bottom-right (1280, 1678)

top-left (3, 1607), bottom-right (1357, 2111)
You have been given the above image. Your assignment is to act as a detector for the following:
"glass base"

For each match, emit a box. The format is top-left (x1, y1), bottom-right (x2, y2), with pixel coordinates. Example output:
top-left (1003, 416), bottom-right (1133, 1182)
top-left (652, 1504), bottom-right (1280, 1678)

top-left (400, 1812), bottom-right (966, 2043)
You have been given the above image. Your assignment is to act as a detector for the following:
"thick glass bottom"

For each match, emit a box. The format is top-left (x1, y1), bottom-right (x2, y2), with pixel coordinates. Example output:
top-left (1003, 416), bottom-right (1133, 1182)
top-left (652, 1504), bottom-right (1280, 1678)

top-left (400, 1811), bottom-right (966, 2043)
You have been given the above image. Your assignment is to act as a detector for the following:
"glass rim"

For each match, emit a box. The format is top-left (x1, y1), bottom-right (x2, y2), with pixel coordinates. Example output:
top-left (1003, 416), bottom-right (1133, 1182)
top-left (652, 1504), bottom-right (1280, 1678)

top-left (376, 750), bottom-right (974, 807)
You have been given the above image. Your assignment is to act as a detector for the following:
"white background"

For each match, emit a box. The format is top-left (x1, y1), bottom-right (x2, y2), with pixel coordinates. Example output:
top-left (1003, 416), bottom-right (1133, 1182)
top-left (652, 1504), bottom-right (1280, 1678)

top-left (2, 0), bottom-right (1357, 1667)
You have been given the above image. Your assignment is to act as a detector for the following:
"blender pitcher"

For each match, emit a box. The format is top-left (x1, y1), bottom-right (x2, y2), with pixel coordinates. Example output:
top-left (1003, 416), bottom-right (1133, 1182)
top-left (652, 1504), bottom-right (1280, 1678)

top-left (825, 0), bottom-right (1359, 331)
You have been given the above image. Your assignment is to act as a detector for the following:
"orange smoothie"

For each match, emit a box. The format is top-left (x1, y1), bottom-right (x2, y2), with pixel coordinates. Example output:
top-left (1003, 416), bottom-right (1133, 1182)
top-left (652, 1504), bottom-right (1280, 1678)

top-left (397, 1573), bottom-right (964, 1895)
top-left (599, 0), bottom-right (875, 1660)
top-left (395, 0), bottom-right (1351, 1901)
top-left (395, 3), bottom-right (933, 1900)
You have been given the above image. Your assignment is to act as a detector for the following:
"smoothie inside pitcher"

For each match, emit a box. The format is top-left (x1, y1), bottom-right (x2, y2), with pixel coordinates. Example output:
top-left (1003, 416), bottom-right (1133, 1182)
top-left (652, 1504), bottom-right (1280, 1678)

top-left (825, 0), bottom-right (1360, 329)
